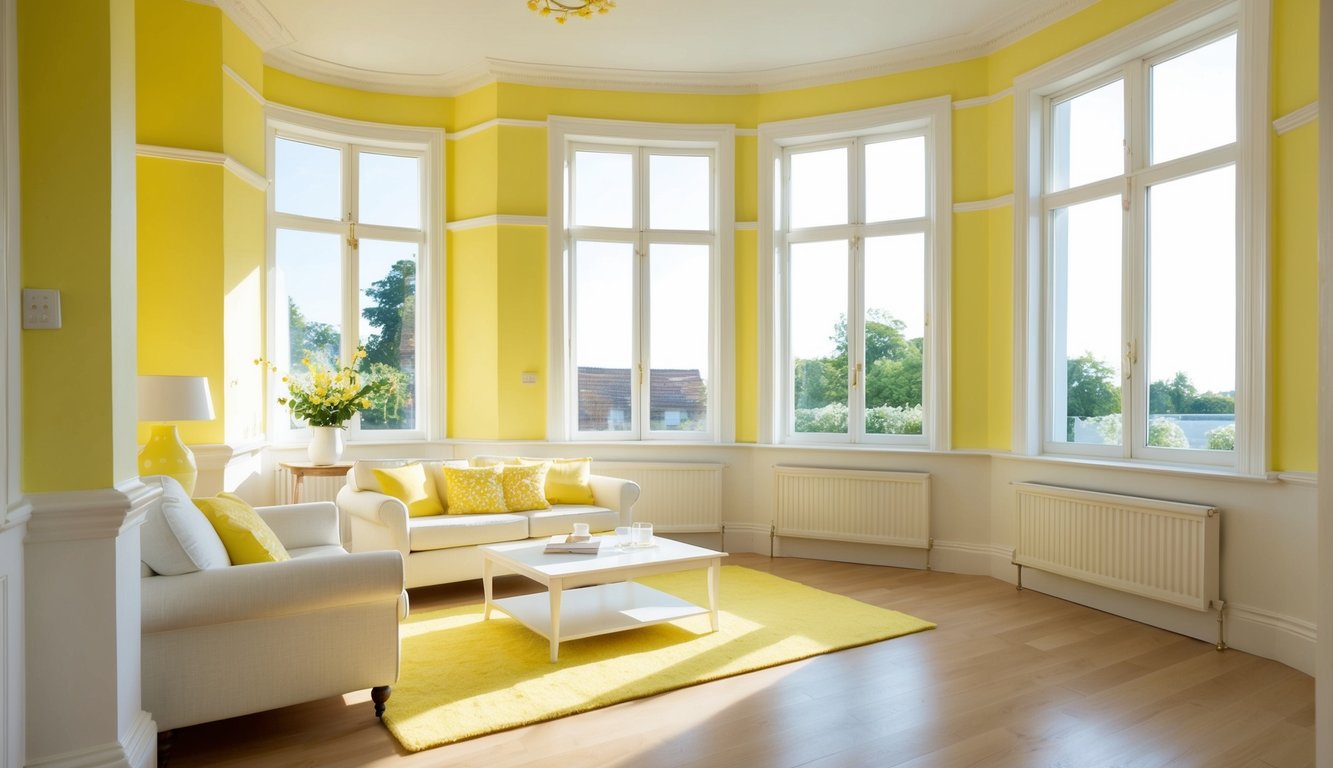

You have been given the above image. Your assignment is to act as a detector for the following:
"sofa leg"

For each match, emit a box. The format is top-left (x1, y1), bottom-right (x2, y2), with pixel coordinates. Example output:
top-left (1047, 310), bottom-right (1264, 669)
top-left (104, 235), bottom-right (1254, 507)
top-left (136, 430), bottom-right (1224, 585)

top-left (157, 730), bottom-right (173, 767)
top-left (371, 685), bottom-right (392, 718)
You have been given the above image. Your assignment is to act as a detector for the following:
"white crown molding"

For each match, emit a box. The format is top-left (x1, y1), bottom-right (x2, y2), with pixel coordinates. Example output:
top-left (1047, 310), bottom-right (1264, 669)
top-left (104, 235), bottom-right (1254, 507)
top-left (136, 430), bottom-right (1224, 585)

top-left (221, 62), bottom-right (265, 105)
top-left (24, 479), bottom-right (158, 544)
top-left (225, 0), bottom-right (1099, 97)
top-left (135, 144), bottom-right (268, 191)
top-left (448, 118), bottom-right (547, 141)
top-left (211, 0), bottom-right (293, 49)
top-left (446, 214), bottom-right (548, 232)
top-left (1274, 101), bottom-right (1317, 135)
top-left (954, 194), bottom-right (1014, 213)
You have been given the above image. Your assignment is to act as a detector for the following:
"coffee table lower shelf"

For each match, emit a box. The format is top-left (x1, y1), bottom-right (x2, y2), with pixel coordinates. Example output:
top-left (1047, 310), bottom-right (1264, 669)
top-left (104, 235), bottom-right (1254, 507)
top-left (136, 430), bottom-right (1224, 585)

top-left (488, 581), bottom-right (708, 659)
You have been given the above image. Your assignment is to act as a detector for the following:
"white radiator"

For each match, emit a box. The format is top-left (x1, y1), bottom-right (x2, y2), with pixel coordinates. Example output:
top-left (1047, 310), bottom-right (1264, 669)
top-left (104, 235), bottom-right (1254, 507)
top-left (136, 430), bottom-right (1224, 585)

top-left (594, 462), bottom-right (723, 532)
top-left (774, 466), bottom-right (931, 549)
top-left (273, 467), bottom-right (346, 506)
top-left (1013, 482), bottom-right (1220, 612)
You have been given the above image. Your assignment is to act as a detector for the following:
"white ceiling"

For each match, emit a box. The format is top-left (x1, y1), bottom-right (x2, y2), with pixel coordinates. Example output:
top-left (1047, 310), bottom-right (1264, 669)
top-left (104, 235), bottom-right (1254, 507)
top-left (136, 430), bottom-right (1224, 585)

top-left (212, 0), bottom-right (1097, 95)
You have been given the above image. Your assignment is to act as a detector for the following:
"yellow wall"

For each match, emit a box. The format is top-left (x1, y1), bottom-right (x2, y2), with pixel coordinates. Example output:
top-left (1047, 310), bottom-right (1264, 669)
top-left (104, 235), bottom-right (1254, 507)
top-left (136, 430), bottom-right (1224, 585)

top-left (119, 0), bottom-right (1318, 472)
top-left (19, 0), bottom-right (138, 491)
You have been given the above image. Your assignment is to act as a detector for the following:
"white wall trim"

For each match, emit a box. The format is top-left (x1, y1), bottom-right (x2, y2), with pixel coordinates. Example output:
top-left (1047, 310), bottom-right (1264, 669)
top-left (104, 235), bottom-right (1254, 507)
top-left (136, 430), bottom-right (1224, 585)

top-left (1317, 0), bottom-right (1333, 758)
top-left (23, 479), bottom-right (157, 544)
top-left (1279, 471), bottom-right (1317, 487)
top-left (953, 194), bottom-right (1014, 213)
top-left (1, 0), bottom-right (16, 532)
top-left (735, 128), bottom-right (758, 138)
top-left (212, 0), bottom-right (294, 49)
top-left (1229, 602), bottom-right (1317, 643)
top-left (445, 214), bottom-right (548, 232)
top-left (134, 144), bottom-right (268, 191)
top-left (1274, 101), bottom-right (1317, 135)
top-left (221, 63), bottom-right (264, 105)
top-left (735, 221), bottom-right (758, 231)
top-left (953, 88), bottom-right (1014, 109)
top-left (448, 118), bottom-right (546, 141)
top-left (23, 711), bottom-right (155, 768)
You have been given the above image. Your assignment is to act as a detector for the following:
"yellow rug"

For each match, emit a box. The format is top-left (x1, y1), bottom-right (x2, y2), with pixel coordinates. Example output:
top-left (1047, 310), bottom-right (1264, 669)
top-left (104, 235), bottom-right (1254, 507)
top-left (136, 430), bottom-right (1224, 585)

top-left (383, 565), bottom-right (935, 752)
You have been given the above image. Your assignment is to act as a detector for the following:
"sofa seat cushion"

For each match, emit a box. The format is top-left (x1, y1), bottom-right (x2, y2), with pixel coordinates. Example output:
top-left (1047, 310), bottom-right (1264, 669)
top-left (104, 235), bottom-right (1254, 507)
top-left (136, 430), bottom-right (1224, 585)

top-left (524, 505), bottom-right (620, 538)
top-left (287, 544), bottom-right (350, 560)
top-left (409, 513), bottom-right (529, 552)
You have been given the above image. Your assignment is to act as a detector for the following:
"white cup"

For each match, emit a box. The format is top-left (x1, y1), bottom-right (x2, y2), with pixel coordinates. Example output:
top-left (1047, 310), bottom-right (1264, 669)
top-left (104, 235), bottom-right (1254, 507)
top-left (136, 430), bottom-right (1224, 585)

top-left (572, 523), bottom-right (590, 538)
top-left (631, 521), bottom-right (653, 547)
top-left (615, 526), bottom-right (632, 549)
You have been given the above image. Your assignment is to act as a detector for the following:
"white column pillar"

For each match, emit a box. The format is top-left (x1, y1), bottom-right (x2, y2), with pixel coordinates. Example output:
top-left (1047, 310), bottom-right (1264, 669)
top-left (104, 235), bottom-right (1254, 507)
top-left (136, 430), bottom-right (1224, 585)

top-left (23, 481), bottom-right (157, 768)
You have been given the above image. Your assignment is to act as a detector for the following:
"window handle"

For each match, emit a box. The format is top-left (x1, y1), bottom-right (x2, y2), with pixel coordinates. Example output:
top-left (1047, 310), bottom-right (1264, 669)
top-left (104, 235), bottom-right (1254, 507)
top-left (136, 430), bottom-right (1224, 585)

top-left (852, 362), bottom-right (863, 389)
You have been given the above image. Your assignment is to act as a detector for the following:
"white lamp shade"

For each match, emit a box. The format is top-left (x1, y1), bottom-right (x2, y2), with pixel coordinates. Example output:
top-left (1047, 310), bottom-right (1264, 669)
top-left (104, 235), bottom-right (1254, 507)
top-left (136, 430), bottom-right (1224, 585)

top-left (138, 376), bottom-right (215, 422)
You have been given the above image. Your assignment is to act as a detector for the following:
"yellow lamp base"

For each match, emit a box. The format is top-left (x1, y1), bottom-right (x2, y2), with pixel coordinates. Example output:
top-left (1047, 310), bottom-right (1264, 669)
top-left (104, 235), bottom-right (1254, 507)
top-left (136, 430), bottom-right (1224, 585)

top-left (138, 424), bottom-right (199, 496)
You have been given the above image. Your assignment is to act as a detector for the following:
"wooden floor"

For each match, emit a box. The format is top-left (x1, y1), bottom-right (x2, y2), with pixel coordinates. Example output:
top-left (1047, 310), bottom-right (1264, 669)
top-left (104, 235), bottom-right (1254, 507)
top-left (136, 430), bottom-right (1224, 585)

top-left (162, 554), bottom-right (1314, 768)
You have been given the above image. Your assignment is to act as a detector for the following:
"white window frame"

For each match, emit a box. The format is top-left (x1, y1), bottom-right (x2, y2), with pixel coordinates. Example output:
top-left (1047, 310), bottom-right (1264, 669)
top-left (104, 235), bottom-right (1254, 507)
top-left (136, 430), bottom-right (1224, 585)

top-left (547, 116), bottom-right (735, 443)
top-left (1013, 0), bottom-right (1269, 474)
top-left (265, 103), bottom-right (445, 444)
top-left (758, 97), bottom-right (952, 448)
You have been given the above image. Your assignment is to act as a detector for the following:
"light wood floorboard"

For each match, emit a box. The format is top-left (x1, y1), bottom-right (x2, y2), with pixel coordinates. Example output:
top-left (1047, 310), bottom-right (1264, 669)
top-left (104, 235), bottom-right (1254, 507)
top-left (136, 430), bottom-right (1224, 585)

top-left (161, 554), bottom-right (1314, 768)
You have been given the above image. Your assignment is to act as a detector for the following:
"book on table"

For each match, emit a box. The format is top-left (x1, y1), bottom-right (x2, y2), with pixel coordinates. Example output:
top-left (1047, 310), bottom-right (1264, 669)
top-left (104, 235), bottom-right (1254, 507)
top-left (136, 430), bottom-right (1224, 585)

top-left (544, 534), bottom-right (603, 554)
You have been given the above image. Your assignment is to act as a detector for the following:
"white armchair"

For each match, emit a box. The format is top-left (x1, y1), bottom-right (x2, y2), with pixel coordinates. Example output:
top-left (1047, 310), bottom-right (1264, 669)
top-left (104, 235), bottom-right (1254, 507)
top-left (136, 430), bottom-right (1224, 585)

top-left (140, 477), bottom-right (406, 738)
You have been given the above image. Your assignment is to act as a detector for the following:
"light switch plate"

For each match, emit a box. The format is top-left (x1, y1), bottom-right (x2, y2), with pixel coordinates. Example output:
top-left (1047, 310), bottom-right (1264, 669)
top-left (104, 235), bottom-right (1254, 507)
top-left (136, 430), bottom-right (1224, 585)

top-left (521, 371), bottom-right (538, 385)
top-left (22, 289), bottom-right (61, 329)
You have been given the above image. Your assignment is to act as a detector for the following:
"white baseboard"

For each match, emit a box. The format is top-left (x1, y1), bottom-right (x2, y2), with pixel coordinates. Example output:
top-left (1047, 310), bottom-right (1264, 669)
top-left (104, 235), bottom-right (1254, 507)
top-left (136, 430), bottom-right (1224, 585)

top-left (24, 710), bottom-right (155, 768)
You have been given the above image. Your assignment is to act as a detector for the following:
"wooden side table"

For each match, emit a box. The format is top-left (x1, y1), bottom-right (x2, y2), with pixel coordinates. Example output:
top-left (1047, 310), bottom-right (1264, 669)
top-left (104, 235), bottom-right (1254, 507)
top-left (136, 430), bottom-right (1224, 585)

top-left (279, 461), bottom-right (354, 503)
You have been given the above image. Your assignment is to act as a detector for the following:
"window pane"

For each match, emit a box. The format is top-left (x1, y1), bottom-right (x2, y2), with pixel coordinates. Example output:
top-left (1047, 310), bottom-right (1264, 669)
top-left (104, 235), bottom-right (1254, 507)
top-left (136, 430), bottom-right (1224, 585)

top-left (1146, 166), bottom-right (1235, 451)
top-left (357, 240), bottom-right (418, 430)
top-left (1050, 79), bottom-right (1124, 192)
top-left (865, 137), bottom-right (925, 222)
top-left (864, 234), bottom-right (924, 435)
top-left (358, 152), bottom-right (420, 229)
top-left (1050, 196), bottom-right (1122, 445)
top-left (275, 138), bottom-right (341, 220)
top-left (1151, 34), bottom-right (1236, 165)
top-left (573, 150), bottom-right (633, 228)
top-left (276, 229), bottom-right (342, 370)
top-left (649, 154), bottom-right (710, 231)
top-left (574, 241), bottom-right (635, 432)
top-left (648, 244), bottom-right (709, 432)
top-left (790, 240), bottom-right (849, 434)
top-left (789, 147), bottom-right (848, 229)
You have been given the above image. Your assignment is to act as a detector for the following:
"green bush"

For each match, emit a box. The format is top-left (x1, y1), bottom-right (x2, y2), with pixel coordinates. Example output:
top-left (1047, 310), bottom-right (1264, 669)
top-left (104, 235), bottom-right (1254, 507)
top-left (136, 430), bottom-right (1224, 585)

top-left (866, 405), bottom-right (923, 435)
top-left (1147, 417), bottom-right (1189, 448)
top-left (794, 402), bottom-right (849, 433)
top-left (1205, 423), bottom-right (1235, 451)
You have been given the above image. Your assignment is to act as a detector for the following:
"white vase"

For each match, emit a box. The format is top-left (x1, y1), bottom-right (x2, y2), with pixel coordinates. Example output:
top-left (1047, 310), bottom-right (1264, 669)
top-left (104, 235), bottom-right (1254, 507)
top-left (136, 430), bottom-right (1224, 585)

top-left (307, 426), bottom-right (344, 465)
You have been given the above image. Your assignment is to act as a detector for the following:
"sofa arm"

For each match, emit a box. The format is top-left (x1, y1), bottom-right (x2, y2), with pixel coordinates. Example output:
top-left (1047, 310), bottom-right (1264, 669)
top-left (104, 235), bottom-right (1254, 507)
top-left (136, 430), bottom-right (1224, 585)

top-left (588, 474), bottom-right (639, 526)
top-left (258, 501), bottom-right (340, 550)
top-left (336, 485), bottom-right (410, 556)
top-left (142, 549), bottom-right (405, 634)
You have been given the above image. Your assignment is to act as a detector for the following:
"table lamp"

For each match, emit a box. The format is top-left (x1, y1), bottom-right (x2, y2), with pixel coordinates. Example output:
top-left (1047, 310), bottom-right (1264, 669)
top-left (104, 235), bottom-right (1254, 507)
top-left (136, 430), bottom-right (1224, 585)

top-left (138, 375), bottom-right (215, 495)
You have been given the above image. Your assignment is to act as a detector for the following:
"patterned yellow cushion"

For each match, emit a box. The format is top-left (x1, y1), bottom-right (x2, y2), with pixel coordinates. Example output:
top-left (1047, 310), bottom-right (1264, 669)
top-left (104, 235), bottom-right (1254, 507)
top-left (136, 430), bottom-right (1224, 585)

top-left (501, 462), bottom-right (551, 512)
top-left (373, 463), bottom-right (445, 518)
top-left (442, 466), bottom-right (508, 514)
top-left (543, 457), bottom-right (596, 505)
top-left (192, 492), bottom-right (291, 565)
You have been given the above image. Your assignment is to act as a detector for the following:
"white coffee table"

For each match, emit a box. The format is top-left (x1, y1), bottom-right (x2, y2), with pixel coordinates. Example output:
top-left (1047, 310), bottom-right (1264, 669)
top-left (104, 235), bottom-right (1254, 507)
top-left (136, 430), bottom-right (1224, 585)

top-left (480, 536), bottom-right (726, 662)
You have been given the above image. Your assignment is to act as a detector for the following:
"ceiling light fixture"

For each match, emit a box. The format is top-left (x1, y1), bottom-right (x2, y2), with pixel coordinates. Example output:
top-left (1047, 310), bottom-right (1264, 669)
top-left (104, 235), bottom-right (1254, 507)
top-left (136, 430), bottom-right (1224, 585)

top-left (527, 0), bottom-right (615, 24)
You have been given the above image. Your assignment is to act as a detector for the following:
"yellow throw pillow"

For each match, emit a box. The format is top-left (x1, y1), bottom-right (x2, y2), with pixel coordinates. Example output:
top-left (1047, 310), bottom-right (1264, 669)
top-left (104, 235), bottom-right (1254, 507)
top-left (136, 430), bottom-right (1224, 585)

top-left (543, 457), bottom-right (596, 505)
top-left (501, 462), bottom-right (551, 512)
top-left (193, 492), bottom-right (291, 565)
top-left (442, 466), bottom-right (508, 514)
top-left (373, 463), bottom-right (445, 518)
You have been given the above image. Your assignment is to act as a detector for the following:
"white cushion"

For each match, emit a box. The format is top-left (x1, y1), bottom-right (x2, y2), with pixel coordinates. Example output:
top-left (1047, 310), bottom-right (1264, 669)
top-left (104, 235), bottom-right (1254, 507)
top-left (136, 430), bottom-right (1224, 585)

top-left (141, 475), bottom-right (230, 575)
top-left (523, 505), bottom-right (620, 538)
top-left (408, 513), bottom-right (529, 552)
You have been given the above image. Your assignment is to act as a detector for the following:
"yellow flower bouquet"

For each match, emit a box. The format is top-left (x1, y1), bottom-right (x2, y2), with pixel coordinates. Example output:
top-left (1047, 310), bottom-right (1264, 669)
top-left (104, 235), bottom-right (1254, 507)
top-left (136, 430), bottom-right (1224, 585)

top-left (257, 349), bottom-right (398, 428)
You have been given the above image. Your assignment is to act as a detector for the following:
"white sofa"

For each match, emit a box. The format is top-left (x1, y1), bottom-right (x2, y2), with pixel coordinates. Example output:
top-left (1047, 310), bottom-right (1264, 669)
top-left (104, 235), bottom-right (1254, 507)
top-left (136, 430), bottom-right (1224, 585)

top-left (335, 458), bottom-right (640, 588)
top-left (140, 476), bottom-right (406, 734)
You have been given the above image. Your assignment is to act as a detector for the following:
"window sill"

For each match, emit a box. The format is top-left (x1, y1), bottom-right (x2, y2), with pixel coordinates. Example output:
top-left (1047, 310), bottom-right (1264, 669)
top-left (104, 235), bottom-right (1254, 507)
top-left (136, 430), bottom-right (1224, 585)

top-left (991, 451), bottom-right (1281, 485)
